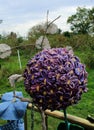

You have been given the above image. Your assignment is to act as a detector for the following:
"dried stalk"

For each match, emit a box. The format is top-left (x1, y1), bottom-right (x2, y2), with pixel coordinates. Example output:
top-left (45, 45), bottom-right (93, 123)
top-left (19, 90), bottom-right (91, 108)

top-left (40, 11), bottom-right (61, 49)
top-left (39, 107), bottom-right (47, 130)
top-left (14, 95), bottom-right (32, 102)
top-left (0, 44), bottom-right (35, 55)
top-left (31, 102), bottom-right (34, 130)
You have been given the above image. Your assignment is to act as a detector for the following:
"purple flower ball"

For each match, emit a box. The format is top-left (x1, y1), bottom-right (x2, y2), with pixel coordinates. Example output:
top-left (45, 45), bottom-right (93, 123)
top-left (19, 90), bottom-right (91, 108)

top-left (23, 48), bottom-right (88, 110)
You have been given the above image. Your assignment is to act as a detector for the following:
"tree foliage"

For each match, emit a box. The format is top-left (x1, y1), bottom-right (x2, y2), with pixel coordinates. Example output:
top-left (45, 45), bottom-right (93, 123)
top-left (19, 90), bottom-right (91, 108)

top-left (67, 7), bottom-right (94, 34)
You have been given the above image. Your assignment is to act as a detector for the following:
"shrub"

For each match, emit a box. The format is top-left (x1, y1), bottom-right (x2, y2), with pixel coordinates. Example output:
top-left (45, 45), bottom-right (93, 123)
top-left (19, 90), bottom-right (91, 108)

top-left (84, 51), bottom-right (94, 69)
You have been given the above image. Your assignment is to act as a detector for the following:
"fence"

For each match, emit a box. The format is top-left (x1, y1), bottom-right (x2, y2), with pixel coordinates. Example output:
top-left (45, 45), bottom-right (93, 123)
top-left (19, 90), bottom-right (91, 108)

top-left (0, 44), bottom-right (94, 130)
top-left (24, 103), bottom-right (94, 130)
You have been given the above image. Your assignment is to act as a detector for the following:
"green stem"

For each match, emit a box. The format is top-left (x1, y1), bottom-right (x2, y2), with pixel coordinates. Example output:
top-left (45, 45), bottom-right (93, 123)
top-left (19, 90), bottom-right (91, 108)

top-left (63, 109), bottom-right (69, 130)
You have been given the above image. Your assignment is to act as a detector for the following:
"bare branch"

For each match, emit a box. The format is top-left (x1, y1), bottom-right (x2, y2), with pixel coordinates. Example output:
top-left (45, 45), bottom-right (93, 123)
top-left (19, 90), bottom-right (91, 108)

top-left (48, 15), bottom-right (61, 28)
top-left (39, 107), bottom-right (47, 130)
top-left (14, 95), bottom-right (32, 102)
top-left (40, 12), bottom-right (61, 49)
top-left (46, 10), bottom-right (49, 25)
top-left (0, 43), bottom-right (35, 55)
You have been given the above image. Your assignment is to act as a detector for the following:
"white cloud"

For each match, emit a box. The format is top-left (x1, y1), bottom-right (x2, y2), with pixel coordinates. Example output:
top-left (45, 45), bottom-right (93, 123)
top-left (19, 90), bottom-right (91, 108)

top-left (0, 20), bottom-right (40, 37)
top-left (0, 0), bottom-right (93, 37)
top-left (0, 6), bottom-right (77, 36)
top-left (48, 6), bottom-right (77, 30)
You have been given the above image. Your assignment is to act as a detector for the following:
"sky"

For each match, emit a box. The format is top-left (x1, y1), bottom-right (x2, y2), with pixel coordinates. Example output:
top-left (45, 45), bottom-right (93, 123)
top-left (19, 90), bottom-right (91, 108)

top-left (0, 0), bottom-right (93, 37)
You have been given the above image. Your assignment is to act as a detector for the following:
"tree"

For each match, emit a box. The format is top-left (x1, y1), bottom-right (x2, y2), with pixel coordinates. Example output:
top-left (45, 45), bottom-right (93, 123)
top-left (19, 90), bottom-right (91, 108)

top-left (8, 32), bottom-right (17, 39)
top-left (0, 20), bottom-right (3, 39)
top-left (67, 7), bottom-right (94, 34)
top-left (63, 31), bottom-right (71, 37)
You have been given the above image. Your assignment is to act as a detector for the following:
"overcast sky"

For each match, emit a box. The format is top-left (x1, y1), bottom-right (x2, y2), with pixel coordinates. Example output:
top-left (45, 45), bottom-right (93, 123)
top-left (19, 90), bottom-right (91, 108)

top-left (0, 0), bottom-right (93, 37)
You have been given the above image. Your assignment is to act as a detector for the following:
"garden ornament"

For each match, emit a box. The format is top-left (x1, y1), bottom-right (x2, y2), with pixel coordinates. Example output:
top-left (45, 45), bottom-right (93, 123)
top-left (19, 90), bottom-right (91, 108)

top-left (0, 91), bottom-right (28, 130)
top-left (8, 74), bottom-right (23, 87)
top-left (8, 74), bottom-right (23, 97)
top-left (23, 48), bottom-right (88, 130)
top-left (35, 36), bottom-right (51, 50)
top-left (1, 91), bottom-right (23, 102)
top-left (0, 44), bottom-right (11, 59)
top-left (0, 43), bottom-right (12, 70)
top-left (0, 91), bottom-right (28, 120)
top-left (0, 100), bottom-right (27, 120)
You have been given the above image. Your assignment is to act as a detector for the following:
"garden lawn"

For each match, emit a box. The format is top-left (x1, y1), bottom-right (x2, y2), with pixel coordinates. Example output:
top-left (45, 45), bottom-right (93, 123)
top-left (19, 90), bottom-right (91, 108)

top-left (0, 48), bottom-right (94, 130)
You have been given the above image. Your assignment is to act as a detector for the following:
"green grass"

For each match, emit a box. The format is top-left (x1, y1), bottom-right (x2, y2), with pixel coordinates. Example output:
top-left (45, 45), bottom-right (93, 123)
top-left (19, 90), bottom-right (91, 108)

top-left (0, 47), bottom-right (94, 130)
